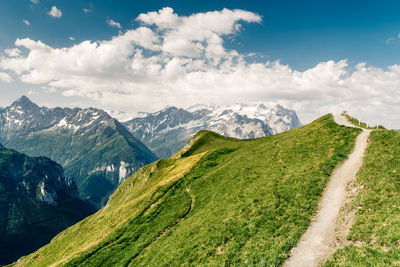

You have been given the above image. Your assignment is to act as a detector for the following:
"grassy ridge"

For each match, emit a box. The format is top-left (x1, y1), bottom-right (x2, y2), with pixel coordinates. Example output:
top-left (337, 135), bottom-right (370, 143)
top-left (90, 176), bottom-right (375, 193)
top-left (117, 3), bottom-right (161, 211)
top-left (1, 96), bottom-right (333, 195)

top-left (325, 130), bottom-right (400, 266)
top-left (14, 114), bottom-right (360, 266)
top-left (130, 116), bottom-right (360, 266)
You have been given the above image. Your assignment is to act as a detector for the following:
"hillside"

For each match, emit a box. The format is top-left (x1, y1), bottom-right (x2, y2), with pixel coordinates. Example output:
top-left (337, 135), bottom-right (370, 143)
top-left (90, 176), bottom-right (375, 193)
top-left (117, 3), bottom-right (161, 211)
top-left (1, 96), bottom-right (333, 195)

top-left (123, 104), bottom-right (301, 158)
top-left (12, 114), bottom-right (360, 266)
top-left (0, 144), bottom-right (95, 266)
top-left (0, 96), bottom-right (157, 208)
top-left (325, 129), bottom-right (400, 266)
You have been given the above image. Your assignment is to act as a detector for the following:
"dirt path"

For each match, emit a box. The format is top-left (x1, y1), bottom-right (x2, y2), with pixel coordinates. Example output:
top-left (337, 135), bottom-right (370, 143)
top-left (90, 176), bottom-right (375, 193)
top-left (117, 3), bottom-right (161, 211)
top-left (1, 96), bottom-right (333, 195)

top-left (285, 114), bottom-right (370, 267)
top-left (159, 188), bottom-right (195, 238)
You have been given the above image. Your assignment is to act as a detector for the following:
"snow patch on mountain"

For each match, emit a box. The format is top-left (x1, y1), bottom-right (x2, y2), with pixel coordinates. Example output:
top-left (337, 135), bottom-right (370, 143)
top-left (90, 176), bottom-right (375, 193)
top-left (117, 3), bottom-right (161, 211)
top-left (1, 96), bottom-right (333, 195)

top-left (57, 118), bottom-right (67, 127)
top-left (88, 164), bottom-right (116, 175)
top-left (118, 161), bottom-right (128, 183)
top-left (38, 181), bottom-right (57, 206)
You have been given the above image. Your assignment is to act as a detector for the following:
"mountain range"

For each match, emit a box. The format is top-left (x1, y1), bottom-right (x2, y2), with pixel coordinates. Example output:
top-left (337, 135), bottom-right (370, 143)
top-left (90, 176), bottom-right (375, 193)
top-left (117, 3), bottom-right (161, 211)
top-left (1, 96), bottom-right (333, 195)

top-left (0, 144), bottom-right (95, 265)
top-left (0, 96), bottom-right (157, 208)
top-left (0, 97), bottom-right (301, 208)
top-left (123, 103), bottom-right (302, 158)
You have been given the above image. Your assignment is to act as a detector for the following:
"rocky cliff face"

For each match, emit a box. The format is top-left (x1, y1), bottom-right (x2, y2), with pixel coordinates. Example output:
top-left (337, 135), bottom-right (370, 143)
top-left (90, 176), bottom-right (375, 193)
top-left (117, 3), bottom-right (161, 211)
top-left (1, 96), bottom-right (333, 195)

top-left (123, 103), bottom-right (302, 158)
top-left (0, 96), bottom-right (158, 208)
top-left (0, 144), bottom-right (95, 265)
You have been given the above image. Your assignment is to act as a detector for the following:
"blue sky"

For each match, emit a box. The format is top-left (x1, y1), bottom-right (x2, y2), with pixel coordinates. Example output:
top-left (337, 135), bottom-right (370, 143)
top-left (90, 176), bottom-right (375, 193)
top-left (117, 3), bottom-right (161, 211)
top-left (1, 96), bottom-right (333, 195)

top-left (1, 0), bottom-right (400, 126)
top-left (1, 0), bottom-right (400, 69)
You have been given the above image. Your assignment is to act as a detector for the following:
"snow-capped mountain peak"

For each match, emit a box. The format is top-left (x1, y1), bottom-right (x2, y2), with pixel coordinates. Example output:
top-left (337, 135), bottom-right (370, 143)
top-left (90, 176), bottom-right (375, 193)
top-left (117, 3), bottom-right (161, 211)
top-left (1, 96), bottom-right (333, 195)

top-left (124, 103), bottom-right (302, 158)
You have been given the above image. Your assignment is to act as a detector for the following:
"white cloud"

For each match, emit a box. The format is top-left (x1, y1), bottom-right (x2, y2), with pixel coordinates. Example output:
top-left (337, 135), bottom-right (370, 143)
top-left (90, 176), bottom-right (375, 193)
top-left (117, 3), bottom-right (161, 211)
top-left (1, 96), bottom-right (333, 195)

top-left (48, 6), bottom-right (62, 18)
top-left (0, 72), bottom-right (12, 83)
top-left (30, 0), bottom-right (39, 3)
top-left (137, 7), bottom-right (180, 29)
top-left (2, 7), bottom-right (400, 127)
top-left (23, 19), bottom-right (30, 26)
top-left (107, 19), bottom-right (122, 29)
top-left (4, 48), bottom-right (22, 57)
top-left (69, 36), bottom-right (75, 41)
top-left (386, 33), bottom-right (400, 44)
top-left (137, 7), bottom-right (261, 58)
top-left (83, 2), bottom-right (93, 13)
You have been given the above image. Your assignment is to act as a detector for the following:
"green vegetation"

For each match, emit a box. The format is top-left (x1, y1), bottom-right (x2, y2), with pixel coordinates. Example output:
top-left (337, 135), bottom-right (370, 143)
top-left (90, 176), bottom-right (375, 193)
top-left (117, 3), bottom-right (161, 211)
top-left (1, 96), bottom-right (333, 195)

top-left (325, 130), bottom-right (400, 266)
top-left (14, 115), bottom-right (361, 267)
top-left (343, 113), bottom-right (385, 130)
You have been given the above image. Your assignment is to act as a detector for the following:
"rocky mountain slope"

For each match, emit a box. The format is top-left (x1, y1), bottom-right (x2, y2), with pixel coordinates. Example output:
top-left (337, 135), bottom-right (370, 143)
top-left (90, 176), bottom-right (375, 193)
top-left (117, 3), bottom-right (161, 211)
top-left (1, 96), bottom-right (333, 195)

top-left (0, 96), bottom-right (157, 208)
top-left (123, 103), bottom-right (301, 158)
top-left (13, 115), bottom-right (360, 266)
top-left (0, 144), bottom-right (95, 266)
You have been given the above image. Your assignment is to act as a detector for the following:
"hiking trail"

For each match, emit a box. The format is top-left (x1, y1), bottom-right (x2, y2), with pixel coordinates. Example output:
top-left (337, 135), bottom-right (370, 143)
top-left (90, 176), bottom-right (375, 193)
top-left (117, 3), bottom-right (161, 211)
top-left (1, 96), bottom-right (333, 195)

top-left (285, 114), bottom-right (370, 267)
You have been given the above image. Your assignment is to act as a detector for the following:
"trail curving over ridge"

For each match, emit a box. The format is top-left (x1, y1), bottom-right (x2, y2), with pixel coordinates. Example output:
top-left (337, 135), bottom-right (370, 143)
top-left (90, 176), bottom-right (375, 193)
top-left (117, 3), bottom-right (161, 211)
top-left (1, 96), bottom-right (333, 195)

top-left (285, 114), bottom-right (371, 267)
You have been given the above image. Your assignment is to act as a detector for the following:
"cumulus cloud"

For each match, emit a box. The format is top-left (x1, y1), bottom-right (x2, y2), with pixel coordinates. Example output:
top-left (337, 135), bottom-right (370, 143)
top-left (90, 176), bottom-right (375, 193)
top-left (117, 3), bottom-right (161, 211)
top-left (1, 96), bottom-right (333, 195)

top-left (4, 48), bottom-right (22, 57)
top-left (23, 19), bottom-right (30, 26)
top-left (0, 72), bottom-right (12, 83)
top-left (107, 19), bottom-right (122, 29)
top-left (48, 6), bottom-right (62, 18)
top-left (69, 36), bottom-right (75, 41)
top-left (137, 7), bottom-right (261, 58)
top-left (30, 0), bottom-right (39, 3)
top-left (1, 7), bottom-right (400, 127)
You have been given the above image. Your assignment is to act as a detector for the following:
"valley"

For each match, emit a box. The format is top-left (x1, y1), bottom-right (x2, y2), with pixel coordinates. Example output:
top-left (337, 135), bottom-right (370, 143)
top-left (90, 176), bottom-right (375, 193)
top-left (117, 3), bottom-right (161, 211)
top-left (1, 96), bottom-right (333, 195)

top-left (0, 145), bottom-right (95, 265)
top-left (0, 96), bottom-right (157, 208)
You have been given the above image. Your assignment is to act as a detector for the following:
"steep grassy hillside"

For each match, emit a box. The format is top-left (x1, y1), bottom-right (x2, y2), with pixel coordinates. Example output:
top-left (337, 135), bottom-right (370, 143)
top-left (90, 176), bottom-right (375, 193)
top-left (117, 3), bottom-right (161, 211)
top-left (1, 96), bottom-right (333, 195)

top-left (325, 130), bottom-right (400, 266)
top-left (13, 115), bottom-right (360, 266)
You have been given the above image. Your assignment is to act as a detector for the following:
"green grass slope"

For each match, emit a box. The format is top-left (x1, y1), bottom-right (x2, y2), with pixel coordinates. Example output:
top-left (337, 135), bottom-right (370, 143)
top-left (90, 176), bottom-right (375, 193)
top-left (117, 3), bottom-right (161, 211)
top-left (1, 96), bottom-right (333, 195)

top-left (13, 114), bottom-right (360, 267)
top-left (325, 130), bottom-right (400, 266)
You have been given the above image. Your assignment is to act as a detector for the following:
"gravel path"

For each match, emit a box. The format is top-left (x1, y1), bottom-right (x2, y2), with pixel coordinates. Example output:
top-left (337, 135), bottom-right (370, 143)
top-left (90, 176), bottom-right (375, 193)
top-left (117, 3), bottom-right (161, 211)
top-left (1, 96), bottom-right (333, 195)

top-left (285, 114), bottom-right (370, 267)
